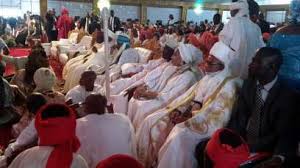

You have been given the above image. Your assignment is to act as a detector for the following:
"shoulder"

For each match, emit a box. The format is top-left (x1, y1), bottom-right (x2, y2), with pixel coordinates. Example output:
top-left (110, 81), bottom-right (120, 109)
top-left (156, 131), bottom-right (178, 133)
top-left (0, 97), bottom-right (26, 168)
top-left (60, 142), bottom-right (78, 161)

top-left (225, 77), bottom-right (243, 89)
top-left (15, 146), bottom-right (53, 160)
top-left (68, 85), bottom-right (81, 93)
top-left (66, 85), bottom-right (82, 97)
top-left (276, 25), bottom-right (300, 34)
top-left (71, 154), bottom-right (88, 168)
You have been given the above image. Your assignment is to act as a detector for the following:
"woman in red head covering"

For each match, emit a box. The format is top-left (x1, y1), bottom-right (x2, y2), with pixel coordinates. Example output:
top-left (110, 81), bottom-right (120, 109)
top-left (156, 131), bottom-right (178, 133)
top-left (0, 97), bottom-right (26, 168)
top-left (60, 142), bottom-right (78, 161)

top-left (8, 104), bottom-right (88, 168)
top-left (57, 7), bottom-right (73, 40)
top-left (97, 154), bottom-right (144, 168)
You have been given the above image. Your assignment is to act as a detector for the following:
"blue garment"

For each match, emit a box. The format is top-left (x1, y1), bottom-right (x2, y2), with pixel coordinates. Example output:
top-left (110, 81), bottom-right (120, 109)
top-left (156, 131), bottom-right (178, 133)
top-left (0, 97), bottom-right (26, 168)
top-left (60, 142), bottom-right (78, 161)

top-left (269, 34), bottom-right (300, 91)
top-left (117, 35), bottom-right (130, 49)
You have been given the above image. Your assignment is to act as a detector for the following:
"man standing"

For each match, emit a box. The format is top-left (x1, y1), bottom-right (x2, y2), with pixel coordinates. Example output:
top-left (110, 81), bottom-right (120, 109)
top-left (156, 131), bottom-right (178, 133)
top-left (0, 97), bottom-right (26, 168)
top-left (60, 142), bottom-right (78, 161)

top-left (219, 0), bottom-right (264, 78)
top-left (109, 10), bottom-right (121, 33)
top-left (211, 13), bottom-right (224, 35)
top-left (167, 14), bottom-right (175, 27)
top-left (45, 9), bottom-right (58, 42)
top-left (257, 13), bottom-right (270, 34)
top-left (227, 47), bottom-right (298, 167)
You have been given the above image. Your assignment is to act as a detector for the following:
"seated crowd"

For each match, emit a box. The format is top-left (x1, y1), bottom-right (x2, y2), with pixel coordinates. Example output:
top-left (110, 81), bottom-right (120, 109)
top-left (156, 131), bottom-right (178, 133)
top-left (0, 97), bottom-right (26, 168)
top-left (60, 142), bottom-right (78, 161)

top-left (0, 0), bottom-right (300, 168)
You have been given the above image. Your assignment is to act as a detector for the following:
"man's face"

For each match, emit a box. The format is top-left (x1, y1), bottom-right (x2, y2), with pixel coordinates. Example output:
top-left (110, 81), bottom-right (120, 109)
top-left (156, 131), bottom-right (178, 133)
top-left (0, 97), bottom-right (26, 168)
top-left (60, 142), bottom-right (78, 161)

top-left (202, 55), bottom-right (224, 73)
top-left (80, 74), bottom-right (96, 92)
top-left (110, 11), bottom-right (114, 17)
top-left (213, 15), bottom-right (220, 25)
top-left (162, 46), bottom-right (174, 61)
top-left (171, 50), bottom-right (183, 67)
top-left (230, 9), bottom-right (239, 17)
top-left (248, 53), bottom-right (274, 80)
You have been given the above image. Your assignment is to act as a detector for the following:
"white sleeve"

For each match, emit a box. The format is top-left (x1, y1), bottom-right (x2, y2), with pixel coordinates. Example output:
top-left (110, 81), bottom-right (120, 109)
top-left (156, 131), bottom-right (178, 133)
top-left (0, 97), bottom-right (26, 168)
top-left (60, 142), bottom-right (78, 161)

top-left (219, 20), bottom-right (234, 47)
top-left (10, 120), bottom-right (37, 152)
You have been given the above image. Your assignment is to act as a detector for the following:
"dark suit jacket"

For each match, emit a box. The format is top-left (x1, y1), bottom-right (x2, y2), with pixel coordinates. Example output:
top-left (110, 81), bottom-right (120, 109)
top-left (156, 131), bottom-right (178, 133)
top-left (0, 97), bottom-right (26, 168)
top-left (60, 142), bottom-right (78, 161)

top-left (227, 79), bottom-right (298, 162)
top-left (257, 20), bottom-right (270, 34)
top-left (109, 16), bottom-right (121, 32)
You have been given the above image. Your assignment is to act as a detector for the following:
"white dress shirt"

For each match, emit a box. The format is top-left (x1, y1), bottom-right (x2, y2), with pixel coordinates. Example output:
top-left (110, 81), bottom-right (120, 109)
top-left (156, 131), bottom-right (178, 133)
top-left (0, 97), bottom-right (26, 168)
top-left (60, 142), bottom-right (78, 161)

top-left (258, 76), bottom-right (278, 102)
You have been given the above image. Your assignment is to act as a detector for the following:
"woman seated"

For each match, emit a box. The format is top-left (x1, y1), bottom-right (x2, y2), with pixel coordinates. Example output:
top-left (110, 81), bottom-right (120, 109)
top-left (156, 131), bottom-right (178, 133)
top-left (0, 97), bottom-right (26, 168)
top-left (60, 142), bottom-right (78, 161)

top-left (33, 67), bottom-right (65, 104)
top-left (0, 62), bottom-right (26, 148)
top-left (10, 46), bottom-right (49, 96)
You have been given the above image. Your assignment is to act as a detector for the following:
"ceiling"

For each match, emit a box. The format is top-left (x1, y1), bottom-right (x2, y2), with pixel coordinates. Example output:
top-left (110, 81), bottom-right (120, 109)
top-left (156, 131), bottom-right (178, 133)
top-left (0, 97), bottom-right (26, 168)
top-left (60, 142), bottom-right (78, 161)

top-left (176, 0), bottom-right (291, 5)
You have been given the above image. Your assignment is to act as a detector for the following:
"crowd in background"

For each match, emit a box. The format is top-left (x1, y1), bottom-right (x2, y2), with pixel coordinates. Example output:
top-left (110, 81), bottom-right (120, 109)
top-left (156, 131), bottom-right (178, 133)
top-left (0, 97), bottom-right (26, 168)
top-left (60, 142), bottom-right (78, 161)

top-left (0, 0), bottom-right (300, 168)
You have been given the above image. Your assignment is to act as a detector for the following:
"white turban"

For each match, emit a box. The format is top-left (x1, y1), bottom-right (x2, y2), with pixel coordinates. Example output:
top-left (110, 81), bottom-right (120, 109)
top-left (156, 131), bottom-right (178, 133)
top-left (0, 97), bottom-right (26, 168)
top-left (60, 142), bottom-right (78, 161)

top-left (209, 41), bottom-right (235, 67)
top-left (121, 63), bottom-right (144, 76)
top-left (178, 43), bottom-right (203, 65)
top-left (230, 0), bottom-right (249, 18)
top-left (165, 38), bottom-right (178, 49)
top-left (34, 68), bottom-right (56, 91)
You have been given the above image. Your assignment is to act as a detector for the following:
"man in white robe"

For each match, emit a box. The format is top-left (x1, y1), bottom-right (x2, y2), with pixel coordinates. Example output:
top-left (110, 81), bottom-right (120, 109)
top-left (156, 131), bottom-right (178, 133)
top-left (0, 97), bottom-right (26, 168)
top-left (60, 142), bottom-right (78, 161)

top-left (110, 39), bottom-right (178, 114)
top-left (63, 31), bottom-right (122, 92)
top-left (110, 38), bottom-right (178, 96)
top-left (8, 147), bottom-right (88, 168)
top-left (156, 41), bottom-right (242, 168)
top-left (128, 43), bottom-right (203, 130)
top-left (76, 94), bottom-right (136, 168)
top-left (219, 0), bottom-right (264, 78)
top-left (65, 71), bottom-right (102, 105)
top-left (89, 34), bottom-right (141, 86)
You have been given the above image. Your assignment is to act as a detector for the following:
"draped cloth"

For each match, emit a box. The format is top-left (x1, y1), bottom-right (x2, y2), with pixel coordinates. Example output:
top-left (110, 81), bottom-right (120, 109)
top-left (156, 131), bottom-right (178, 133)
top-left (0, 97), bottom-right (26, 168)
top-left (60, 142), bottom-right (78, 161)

top-left (35, 104), bottom-right (80, 168)
top-left (136, 42), bottom-right (239, 168)
top-left (157, 74), bottom-right (241, 168)
top-left (219, 0), bottom-right (265, 78)
top-left (269, 34), bottom-right (300, 91)
top-left (76, 114), bottom-right (137, 168)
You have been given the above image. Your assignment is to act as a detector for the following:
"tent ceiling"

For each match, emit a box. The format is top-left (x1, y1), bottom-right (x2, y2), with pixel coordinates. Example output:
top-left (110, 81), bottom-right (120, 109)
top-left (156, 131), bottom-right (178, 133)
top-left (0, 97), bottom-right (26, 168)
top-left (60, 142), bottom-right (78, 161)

top-left (175, 0), bottom-right (291, 5)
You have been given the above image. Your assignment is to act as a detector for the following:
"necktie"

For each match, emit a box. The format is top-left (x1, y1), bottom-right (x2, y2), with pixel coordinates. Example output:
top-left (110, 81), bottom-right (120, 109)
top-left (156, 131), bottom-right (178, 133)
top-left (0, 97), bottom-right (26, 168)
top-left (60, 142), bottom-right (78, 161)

top-left (246, 84), bottom-right (264, 144)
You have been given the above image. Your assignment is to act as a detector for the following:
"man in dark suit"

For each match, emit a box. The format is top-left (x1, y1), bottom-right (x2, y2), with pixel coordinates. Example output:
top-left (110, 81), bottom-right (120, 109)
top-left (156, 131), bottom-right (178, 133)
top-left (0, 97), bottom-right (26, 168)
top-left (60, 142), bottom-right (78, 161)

top-left (257, 13), bottom-right (270, 34)
top-left (227, 47), bottom-right (298, 167)
top-left (45, 9), bottom-right (58, 42)
top-left (109, 10), bottom-right (121, 33)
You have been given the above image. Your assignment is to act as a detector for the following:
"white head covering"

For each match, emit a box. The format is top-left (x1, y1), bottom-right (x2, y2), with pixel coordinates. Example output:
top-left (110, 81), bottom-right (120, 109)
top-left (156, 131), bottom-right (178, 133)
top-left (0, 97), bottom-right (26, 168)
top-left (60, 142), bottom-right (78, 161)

top-left (165, 38), bottom-right (178, 49)
top-left (209, 41), bottom-right (235, 67)
top-left (230, 0), bottom-right (249, 18)
top-left (178, 43), bottom-right (203, 65)
top-left (121, 63), bottom-right (144, 76)
top-left (34, 68), bottom-right (56, 91)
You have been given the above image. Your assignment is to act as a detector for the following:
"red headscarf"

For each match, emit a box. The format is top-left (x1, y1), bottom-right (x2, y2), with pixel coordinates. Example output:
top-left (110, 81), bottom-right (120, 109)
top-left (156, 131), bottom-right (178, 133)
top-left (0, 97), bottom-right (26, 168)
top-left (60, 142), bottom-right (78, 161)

top-left (205, 128), bottom-right (250, 168)
top-left (35, 104), bottom-right (80, 168)
top-left (199, 31), bottom-right (219, 52)
top-left (96, 154), bottom-right (144, 168)
top-left (61, 7), bottom-right (69, 16)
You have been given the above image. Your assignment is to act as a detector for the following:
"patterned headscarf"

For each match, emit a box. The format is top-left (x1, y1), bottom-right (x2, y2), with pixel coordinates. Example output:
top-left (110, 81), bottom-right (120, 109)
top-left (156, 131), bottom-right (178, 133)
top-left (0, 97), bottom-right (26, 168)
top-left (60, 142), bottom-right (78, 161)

top-left (290, 0), bottom-right (300, 24)
top-left (117, 34), bottom-right (130, 49)
top-left (33, 68), bottom-right (56, 91)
